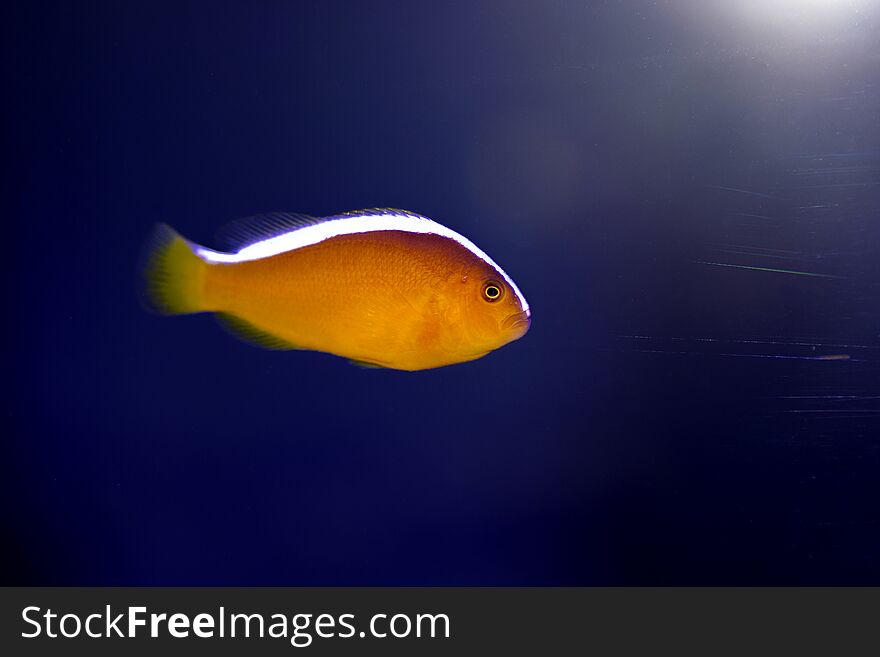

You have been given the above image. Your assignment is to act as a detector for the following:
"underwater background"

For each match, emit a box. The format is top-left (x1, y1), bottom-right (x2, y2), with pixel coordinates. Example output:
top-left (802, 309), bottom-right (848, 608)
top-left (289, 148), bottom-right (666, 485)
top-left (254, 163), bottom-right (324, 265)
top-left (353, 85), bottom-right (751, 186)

top-left (4, 0), bottom-right (879, 584)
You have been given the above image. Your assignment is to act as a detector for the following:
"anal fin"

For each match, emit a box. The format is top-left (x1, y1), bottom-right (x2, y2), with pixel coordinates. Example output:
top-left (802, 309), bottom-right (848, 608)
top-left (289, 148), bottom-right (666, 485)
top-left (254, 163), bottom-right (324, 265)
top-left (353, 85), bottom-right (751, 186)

top-left (348, 359), bottom-right (391, 369)
top-left (216, 313), bottom-right (301, 351)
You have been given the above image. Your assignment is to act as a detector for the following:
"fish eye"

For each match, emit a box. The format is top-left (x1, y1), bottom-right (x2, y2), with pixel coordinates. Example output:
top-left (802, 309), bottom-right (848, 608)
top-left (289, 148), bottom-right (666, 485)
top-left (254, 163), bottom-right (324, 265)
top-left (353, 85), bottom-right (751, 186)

top-left (482, 281), bottom-right (503, 302)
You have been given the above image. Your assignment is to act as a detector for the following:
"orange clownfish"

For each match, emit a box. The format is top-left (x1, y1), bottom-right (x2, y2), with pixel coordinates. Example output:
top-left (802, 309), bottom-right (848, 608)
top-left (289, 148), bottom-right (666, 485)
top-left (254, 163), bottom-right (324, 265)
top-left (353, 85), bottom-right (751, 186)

top-left (143, 208), bottom-right (531, 370)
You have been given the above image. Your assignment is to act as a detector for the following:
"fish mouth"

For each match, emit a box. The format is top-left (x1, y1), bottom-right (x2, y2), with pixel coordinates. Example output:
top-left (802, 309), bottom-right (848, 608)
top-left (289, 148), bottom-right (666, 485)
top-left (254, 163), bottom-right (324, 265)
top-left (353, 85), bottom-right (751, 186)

top-left (501, 310), bottom-right (531, 333)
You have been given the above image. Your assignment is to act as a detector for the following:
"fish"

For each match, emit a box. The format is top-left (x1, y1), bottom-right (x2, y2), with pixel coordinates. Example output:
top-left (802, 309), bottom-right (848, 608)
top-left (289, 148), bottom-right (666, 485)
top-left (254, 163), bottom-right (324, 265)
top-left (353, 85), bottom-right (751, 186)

top-left (142, 208), bottom-right (531, 371)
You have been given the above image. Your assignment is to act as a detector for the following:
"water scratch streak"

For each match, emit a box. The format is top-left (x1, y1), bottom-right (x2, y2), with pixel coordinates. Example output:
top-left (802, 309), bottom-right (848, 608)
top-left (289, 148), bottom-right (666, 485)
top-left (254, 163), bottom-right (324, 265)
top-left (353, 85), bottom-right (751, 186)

top-left (705, 185), bottom-right (786, 200)
top-left (695, 261), bottom-right (845, 279)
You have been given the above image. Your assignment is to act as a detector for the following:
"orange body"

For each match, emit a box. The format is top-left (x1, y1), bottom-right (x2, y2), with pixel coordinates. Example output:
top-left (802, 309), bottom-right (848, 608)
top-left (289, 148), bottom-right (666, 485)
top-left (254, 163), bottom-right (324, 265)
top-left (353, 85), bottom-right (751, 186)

top-left (145, 213), bottom-right (531, 371)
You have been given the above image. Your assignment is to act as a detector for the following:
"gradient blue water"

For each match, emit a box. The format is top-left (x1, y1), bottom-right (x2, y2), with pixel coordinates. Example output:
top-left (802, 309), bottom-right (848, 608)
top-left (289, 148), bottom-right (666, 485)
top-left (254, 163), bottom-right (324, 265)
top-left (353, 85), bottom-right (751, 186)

top-left (4, 1), bottom-right (879, 584)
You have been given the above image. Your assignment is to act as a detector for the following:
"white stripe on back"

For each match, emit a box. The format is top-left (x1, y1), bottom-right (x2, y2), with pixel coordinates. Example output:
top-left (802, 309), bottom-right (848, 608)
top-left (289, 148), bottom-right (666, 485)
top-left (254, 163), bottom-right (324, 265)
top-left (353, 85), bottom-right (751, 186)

top-left (193, 211), bottom-right (530, 316)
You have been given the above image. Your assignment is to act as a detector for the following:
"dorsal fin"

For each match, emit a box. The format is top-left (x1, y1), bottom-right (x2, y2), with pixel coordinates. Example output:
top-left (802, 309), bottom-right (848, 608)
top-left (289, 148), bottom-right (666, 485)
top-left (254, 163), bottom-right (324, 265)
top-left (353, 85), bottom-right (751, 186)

top-left (335, 207), bottom-right (427, 220)
top-left (215, 212), bottom-right (320, 251)
top-left (213, 209), bottom-right (428, 251)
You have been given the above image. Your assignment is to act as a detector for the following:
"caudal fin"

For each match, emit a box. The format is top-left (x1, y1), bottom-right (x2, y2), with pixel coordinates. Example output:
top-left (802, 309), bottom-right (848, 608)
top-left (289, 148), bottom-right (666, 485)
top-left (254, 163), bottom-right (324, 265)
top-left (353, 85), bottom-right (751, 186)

top-left (141, 224), bottom-right (208, 315)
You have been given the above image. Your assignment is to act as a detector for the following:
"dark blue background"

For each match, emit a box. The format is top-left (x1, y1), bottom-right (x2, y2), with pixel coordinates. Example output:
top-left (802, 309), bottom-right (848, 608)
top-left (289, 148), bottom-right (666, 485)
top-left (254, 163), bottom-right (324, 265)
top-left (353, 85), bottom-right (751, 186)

top-left (4, 1), bottom-right (879, 584)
